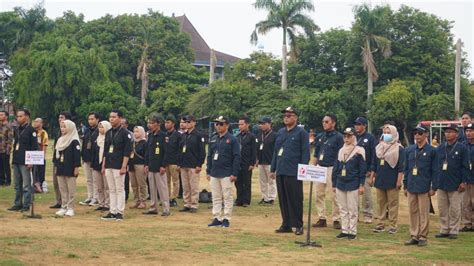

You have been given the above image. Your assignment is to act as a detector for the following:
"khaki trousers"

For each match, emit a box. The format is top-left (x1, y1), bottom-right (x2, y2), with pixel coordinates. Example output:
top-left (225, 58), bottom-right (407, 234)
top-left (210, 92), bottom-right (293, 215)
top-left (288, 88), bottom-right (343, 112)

top-left (211, 176), bottom-right (234, 221)
top-left (258, 165), bottom-right (277, 201)
top-left (93, 170), bottom-right (109, 208)
top-left (438, 189), bottom-right (463, 235)
top-left (166, 165), bottom-right (180, 200)
top-left (52, 166), bottom-right (61, 205)
top-left (129, 165), bottom-right (148, 204)
top-left (462, 184), bottom-right (474, 229)
top-left (362, 175), bottom-right (374, 219)
top-left (376, 188), bottom-right (399, 229)
top-left (408, 192), bottom-right (430, 240)
top-left (148, 172), bottom-right (170, 212)
top-left (336, 188), bottom-right (359, 235)
top-left (83, 162), bottom-right (97, 201)
top-left (180, 168), bottom-right (200, 209)
top-left (105, 169), bottom-right (125, 215)
top-left (57, 176), bottom-right (76, 210)
top-left (315, 166), bottom-right (340, 221)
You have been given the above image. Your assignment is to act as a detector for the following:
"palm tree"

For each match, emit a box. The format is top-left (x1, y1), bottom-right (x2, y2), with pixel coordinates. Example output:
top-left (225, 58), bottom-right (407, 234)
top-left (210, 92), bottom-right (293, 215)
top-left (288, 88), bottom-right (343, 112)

top-left (353, 4), bottom-right (392, 129)
top-left (251, 0), bottom-right (318, 91)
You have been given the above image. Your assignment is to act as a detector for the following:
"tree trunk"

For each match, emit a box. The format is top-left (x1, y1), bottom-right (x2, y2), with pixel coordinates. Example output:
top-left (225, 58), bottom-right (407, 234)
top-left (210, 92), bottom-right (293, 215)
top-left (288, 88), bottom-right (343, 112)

top-left (367, 71), bottom-right (373, 132)
top-left (140, 64), bottom-right (148, 106)
top-left (403, 121), bottom-right (410, 146)
top-left (281, 29), bottom-right (288, 91)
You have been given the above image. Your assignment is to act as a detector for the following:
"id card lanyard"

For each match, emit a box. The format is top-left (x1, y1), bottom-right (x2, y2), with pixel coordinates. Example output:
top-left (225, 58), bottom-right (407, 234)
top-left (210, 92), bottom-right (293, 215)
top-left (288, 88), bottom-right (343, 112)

top-left (412, 146), bottom-right (424, 176)
top-left (380, 143), bottom-right (395, 166)
top-left (341, 147), bottom-right (356, 177)
top-left (443, 142), bottom-right (459, 171)
top-left (319, 135), bottom-right (330, 161)
top-left (260, 130), bottom-right (272, 151)
top-left (109, 127), bottom-right (123, 153)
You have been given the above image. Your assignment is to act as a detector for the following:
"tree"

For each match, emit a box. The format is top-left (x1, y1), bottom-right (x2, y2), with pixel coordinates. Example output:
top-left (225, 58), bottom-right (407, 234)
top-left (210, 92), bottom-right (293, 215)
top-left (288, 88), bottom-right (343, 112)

top-left (418, 93), bottom-right (455, 120)
top-left (250, 0), bottom-right (319, 91)
top-left (353, 3), bottom-right (392, 129)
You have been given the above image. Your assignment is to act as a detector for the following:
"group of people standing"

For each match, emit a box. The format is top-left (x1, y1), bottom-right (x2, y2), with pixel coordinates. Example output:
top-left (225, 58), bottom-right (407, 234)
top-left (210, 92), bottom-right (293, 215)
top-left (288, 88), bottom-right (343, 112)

top-left (2, 107), bottom-right (473, 245)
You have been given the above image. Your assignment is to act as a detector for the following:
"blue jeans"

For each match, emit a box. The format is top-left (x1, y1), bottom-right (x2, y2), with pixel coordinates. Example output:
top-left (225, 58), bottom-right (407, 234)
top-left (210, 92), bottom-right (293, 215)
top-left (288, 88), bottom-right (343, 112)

top-left (13, 164), bottom-right (32, 209)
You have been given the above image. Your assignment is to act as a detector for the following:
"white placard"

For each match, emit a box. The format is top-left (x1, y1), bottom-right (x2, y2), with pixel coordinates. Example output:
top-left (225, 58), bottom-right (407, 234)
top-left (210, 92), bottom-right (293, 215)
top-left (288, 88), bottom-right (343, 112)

top-left (297, 164), bottom-right (327, 183)
top-left (25, 151), bottom-right (45, 165)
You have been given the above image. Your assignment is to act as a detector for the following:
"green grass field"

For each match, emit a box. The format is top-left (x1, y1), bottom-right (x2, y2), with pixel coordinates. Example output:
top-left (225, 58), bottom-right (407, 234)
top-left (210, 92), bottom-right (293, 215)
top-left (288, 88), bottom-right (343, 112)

top-left (0, 148), bottom-right (473, 265)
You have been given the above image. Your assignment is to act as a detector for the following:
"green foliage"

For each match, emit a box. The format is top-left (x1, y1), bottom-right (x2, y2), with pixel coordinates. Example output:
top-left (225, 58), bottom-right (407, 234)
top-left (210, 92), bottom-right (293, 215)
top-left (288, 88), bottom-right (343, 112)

top-left (418, 93), bottom-right (455, 121)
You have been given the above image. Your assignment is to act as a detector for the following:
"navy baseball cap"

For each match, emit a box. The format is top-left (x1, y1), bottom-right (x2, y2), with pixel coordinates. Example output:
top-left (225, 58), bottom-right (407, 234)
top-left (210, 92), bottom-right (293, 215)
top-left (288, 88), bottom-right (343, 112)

top-left (258, 117), bottom-right (272, 124)
top-left (354, 117), bottom-right (368, 125)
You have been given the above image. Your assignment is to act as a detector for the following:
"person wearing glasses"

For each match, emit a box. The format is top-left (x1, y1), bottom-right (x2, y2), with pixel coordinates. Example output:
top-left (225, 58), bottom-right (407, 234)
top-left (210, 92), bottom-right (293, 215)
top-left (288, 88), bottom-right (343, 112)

top-left (178, 115), bottom-right (206, 213)
top-left (435, 123), bottom-right (470, 239)
top-left (354, 117), bottom-right (376, 224)
top-left (403, 126), bottom-right (437, 247)
top-left (271, 107), bottom-right (310, 236)
top-left (313, 114), bottom-right (344, 229)
top-left (207, 116), bottom-right (240, 228)
top-left (332, 127), bottom-right (366, 240)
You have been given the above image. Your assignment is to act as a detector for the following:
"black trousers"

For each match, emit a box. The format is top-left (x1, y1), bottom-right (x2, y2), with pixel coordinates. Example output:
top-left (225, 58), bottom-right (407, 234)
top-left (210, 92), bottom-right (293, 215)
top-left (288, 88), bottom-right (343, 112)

top-left (33, 161), bottom-right (46, 184)
top-left (277, 175), bottom-right (303, 228)
top-left (235, 167), bottom-right (252, 205)
top-left (124, 171), bottom-right (130, 201)
top-left (0, 153), bottom-right (11, 185)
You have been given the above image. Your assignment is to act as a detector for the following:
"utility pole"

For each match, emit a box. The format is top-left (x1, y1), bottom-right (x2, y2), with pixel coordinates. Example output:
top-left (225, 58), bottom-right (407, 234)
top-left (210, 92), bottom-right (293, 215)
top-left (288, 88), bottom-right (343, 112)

top-left (455, 38), bottom-right (462, 118)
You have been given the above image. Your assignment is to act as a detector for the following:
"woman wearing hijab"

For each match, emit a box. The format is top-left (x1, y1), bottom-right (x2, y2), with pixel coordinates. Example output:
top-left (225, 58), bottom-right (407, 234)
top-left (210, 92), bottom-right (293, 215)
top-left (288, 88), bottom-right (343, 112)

top-left (53, 120), bottom-right (81, 217)
top-left (129, 126), bottom-right (148, 209)
top-left (91, 121), bottom-right (112, 212)
top-left (332, 127), bottom-right (366, 240)
top-left (372, 125), bottom-right (405, 234)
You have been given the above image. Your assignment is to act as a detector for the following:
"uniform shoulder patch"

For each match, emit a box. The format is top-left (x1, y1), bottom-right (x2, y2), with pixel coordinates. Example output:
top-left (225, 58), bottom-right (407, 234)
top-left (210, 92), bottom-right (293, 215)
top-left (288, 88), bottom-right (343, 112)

top-left (76, 145), bottom-right (81, 150)
top-left (201, 137), bottom-right (205, 143)
top-left (127, 134), bottom-right (132, 139)
top-left (32, 132), bottom-right (37, 137)
top-left (364, 139), bottom-right (368, 143)
top-left (255, 138), bottom-right (258, 143)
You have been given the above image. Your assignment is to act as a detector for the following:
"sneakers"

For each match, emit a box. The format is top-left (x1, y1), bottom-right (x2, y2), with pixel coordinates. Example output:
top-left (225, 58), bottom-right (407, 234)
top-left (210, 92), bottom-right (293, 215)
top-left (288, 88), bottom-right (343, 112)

top-left (79, 199), bottom-right (92, 206)
top-left (404, 239), bottom-right (419, 245)
top-left (337, 233), bottom-right (349, 239)
top-left (115, 213), bottom-right (124, 221)
top-left (88, 200), bottom-right (98, 207)
top-left (55, 208), bottom-right (67, 216)
top-left (95, 206), bottom-right (107, 211)
top-left (347, 234), bottom-right (357, 240)
top-left (275, 226), bottom-right (293, 233)
top-left (448, 234), bottom-right (458, 239)
top-left (258, 199), bottom-right (266, 205)
top-left (312, 219), bottom-right (327, 228)
top-left (265, 200), bottom-right (274, 205)
top-left (189, 208), bottom-right (197, 213)
top-left (143, 210), bottom-right (158, 215)
top-left (65, 209), bottom-right (75, 217)
top-left (208, 218), bottom-right (223, 227)
top-left (333, 221), bottom-right (342, 230)
top-left (101, 212), bottom-right (116, 221)
top-left (222, 219), bottom-right (230, 228)
top-left (364, 217), bottom-right (373, 224)
top-left (373, 225), bottom-right (385, 233)
top-left (388, 228), bottom-right (397, 234)
top-left (161, 211), bottom-right (171, 217)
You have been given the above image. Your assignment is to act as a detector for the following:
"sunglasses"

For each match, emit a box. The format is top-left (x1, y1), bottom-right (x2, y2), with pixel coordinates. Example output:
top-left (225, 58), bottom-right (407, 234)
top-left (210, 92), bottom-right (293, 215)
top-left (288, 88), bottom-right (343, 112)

top-left (215, 122), bottom-right (225, 126)
top-left (283, 114), bottom-right (295, 118)
top-left (414, 131), bottom-right (425, 136)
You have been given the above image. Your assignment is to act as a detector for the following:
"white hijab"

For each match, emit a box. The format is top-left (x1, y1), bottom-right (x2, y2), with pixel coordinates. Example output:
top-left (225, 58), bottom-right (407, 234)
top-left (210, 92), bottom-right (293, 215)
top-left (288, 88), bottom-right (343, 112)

top-left (97, 121), bottom-right (112, 164)
top-left (375, 125), bottom-right (403, 168)
top-left (134, 126), bottom-right (147, 142)
top-left (55, 120), bottom-right (80, 158)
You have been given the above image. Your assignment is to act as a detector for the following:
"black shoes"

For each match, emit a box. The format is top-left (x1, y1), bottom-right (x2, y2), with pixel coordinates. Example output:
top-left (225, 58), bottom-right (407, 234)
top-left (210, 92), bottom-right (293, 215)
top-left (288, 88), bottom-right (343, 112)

top-left (404, 239), bottom-right (419, 245)
top-left (448, 234), bottom-right (458, 239)
top-left (435, 233), bottom-right (450, 238)
top-left (222, 219), bottom-right (230, 228)
top-left (460, 226), bottom-right (472, 232)
top-left (337, 233), bottom-right (348, 239)
top-left (275, 226), bottom-right (293, 233)
top-left (115, 213), bottom-right (124, 221)
top-left (347, 234), bottom-right (357, 240)
top-left (161, 212), bottom-right (170, 217)
top-left (189, 208), bottom-right (197, 213)
top-left (333, 221), bottom-right (342, 230)
top-left (101, 212), bottom-right (116, 221)
top-left (208, 218), bottom-right (223, 227)
top-left (170, 199), bottom-right (178, 207)
top-left (179, 207), bottom-right (191, 212)
top-left (312, 219), bottom-right (327, 228)
top-left (7, 205), bottom-right (22, 211)
top-left (295, 227), bottom-right (304, 235)
top-left (143, 210), bottom-right (158, 215)
top-left (49, 203), bottom-right (61, 209)
top-left (417, 240), bottom-right (428, 246)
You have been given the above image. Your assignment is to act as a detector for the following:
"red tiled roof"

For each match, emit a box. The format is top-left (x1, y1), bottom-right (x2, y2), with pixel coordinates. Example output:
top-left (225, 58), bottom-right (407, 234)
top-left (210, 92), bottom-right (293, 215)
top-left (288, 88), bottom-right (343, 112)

top-left (174, 14), bottom-right (240, 66)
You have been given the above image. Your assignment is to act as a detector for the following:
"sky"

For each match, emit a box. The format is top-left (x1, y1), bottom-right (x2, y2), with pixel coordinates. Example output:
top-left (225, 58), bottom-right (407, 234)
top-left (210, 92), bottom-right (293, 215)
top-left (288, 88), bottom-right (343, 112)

top-left (1, 0), bottom-right (473, 78)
